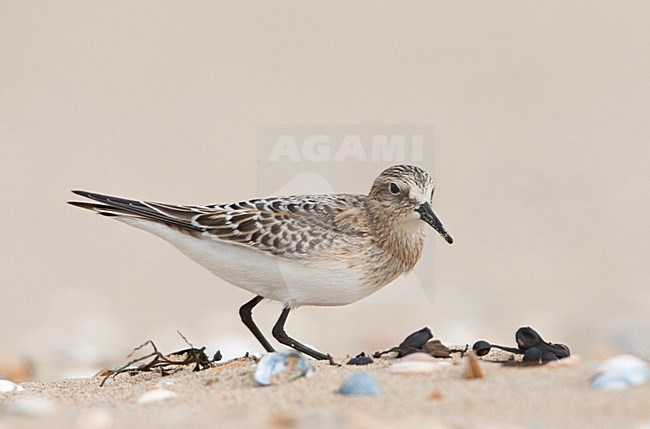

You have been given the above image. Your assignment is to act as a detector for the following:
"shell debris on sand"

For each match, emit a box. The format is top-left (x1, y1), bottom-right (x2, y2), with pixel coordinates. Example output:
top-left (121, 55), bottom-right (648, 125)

top-left (0, 379), bottom-right (25, 393)
top-left (155, 378), bottom-right (178, 388)
top-left (590, 355), bottom-right (650, 391)
top-left (338, 372), bottom-right (382, 396)
top-left (72, 407), bottom-right (114, 429)
top-left (465, 351), bottom-right (484, 379)
top-left (7, 397), bottom-right (57, 417)
top-left (137, 388), bottom-right (178, 404)
top-left (389, 352), bottom-right (451, 374)
top-left (254, 351), bottom-right (315, 386)
top-left (347, 353), bottom-right (374, 366)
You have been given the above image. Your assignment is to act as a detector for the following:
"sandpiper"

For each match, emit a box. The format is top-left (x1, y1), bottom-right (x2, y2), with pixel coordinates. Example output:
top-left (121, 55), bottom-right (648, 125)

top-left (69, 164), bottom-right (453, 360)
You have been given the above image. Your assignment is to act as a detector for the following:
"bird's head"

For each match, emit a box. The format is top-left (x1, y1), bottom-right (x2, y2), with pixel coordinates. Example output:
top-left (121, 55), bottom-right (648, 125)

top-left (368, 164), bottom-right (453, 244)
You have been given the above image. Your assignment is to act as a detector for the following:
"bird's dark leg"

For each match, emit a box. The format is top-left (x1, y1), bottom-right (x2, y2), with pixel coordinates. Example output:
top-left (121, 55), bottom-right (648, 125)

top-left (271, 307), bottom-right (334, 363)
top-left (239, 296), bottom-right (275, 353)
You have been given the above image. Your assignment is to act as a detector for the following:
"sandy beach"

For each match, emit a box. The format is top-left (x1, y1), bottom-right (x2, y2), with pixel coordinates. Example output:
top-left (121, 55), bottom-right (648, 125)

top-left (1, 349), bottom-right (649, 429)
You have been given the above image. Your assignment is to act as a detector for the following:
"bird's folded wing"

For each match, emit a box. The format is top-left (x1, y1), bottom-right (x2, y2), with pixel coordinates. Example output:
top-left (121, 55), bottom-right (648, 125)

top-left (70, 191), bottom-right (367, 258)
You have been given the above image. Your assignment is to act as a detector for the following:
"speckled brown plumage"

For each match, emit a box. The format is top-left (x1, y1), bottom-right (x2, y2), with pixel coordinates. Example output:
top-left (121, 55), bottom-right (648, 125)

top-left (70, 164), bottom-right (451, 291)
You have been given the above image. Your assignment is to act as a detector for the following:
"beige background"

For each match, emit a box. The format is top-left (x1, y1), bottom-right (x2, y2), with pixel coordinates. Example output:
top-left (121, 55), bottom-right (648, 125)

top-left (1, 1), bottom-right (648, 378)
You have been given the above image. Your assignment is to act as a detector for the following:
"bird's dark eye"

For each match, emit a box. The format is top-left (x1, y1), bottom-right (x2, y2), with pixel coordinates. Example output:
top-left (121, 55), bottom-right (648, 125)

top-left (389, 182), bottom-right (401, 195)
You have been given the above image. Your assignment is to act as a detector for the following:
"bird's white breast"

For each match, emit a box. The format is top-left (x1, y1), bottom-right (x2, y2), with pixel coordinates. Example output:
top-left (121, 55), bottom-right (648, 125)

top-left (119, 218), bottom-right (378, 308)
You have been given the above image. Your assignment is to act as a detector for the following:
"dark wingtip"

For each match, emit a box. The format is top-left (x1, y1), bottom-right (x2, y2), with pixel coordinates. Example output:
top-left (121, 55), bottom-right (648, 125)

top-left (444, 234), bottom-right (453, 245)
top-left (68, 200), bottom-right (98, 210)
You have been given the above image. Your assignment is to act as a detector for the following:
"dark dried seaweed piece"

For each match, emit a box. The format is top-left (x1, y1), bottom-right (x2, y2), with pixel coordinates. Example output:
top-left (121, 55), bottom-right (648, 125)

top-left (400, 327), bottom-right (433, 349)
top-left (522, 347), bottom-right (542, 363)
top-left (373, 327), bottom-right (430, 358)
top-left (471, 341), bottom-right (520, 356)
top-left (516, 327), bottom-right (569, 362)
top-left (472, 341), bottom-right (492, 357)
top-left (98, 331), bottom-right (221, 386)
top-left (472, 326), bottom-right (570, 365)
top-left (421, 340), bottom-right (451, 358)
top-left (373, 327), bottom-right (458, 359)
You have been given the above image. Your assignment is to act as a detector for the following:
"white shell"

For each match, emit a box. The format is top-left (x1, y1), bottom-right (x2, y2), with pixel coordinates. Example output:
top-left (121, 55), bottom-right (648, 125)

top-left (254, 351), bottom-right (315, 386)
top-left (0, 379), bottom-right (25, 393)
top-left (137, 388), bottom-right (178, 404)
top-left (8, 398), bottom-right (56, 416)
top-left (389, 353), bottom-right (451, 374)
top-left (338, 372), bottom-right (382, 396)
top-left (155, 378), bottom-right (178, 388)
top-left (590, 355), bottom-right (649, 391)
top-left (73, 407), bottom-right (113, 429)
top-left (597, 355), bottom-right (647, 373)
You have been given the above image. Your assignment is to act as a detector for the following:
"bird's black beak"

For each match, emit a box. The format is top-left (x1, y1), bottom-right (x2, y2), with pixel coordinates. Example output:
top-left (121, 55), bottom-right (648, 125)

top-left (416, 202), bottom-right (453, 244)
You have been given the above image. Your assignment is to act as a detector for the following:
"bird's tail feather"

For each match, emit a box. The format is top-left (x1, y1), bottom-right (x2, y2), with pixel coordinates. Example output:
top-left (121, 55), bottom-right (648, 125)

top-left (68, 190), bottom-right (201, 231)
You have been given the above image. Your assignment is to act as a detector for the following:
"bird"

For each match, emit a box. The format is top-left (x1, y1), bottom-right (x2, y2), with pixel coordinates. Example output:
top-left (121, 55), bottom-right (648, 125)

top-left (69, 164), bottom-right (453, 361)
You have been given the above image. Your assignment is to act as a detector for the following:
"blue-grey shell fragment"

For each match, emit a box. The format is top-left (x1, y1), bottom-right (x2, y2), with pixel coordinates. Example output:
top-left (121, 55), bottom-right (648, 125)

top-left (254, 351), bottom-right (315, 386)
top-left (347, 353), bottom-right (373, 366)
top-left (338, 372), bottom-right (382, 396)
top-left (590, 355), bottom-right (650, 390)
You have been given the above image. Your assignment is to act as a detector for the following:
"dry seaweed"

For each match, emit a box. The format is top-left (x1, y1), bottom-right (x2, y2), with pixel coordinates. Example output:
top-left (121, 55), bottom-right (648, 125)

top-left (472, 326), bottom-right (570, 365)
top-left (373, 327), bottom-right (466, 359)
top-left (99, 331), bottom-right (221, 386)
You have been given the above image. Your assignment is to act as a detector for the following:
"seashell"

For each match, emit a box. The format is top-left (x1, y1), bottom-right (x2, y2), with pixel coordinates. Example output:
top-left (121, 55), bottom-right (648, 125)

top-left (338, 372), bottom-right (381, 396)
top-left (137, 388), bottom-right (177, 404)
top-left (155, 378), bottom-right (178, 388)
top-left (389, 353), bottom-right (450, 374)
top-left (590, 369), bottom-right (650, 391)
top-left (8, 398), bottom-right (56, 416)
top-left (465, 351), bottom-right (484, 379)
top-left (402, 352), bottom-right (438, 362)
top-left (597, 355), bottom-right (648, 374)
top-left (254, 351), bottom-right (315, 386)
top-left (590, 355), bottom-right (649, 390)
top-left (347, 353), bottom-right (373, 366)
top-left (0, 379), bottom-right (25, 393)
top-left (73, 407), bottom-right (113, 429)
